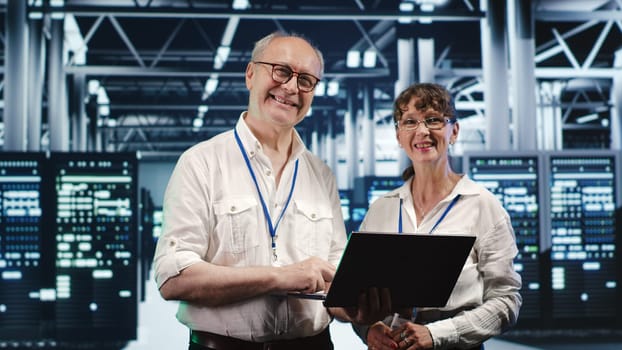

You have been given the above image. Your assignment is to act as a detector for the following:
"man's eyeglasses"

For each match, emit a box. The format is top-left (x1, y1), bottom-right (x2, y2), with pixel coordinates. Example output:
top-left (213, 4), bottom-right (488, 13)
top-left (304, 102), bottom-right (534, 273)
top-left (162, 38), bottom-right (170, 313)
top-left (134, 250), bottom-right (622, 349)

top-left (395, 116), bottom-right (455, 132)
top-left (254, 61), bottom-right (320, 93)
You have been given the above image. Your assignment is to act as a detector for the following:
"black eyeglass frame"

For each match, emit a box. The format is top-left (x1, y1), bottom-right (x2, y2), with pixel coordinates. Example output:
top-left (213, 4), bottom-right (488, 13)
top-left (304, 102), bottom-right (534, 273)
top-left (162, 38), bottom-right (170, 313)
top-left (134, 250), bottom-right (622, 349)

top-left (394, 116), bottom-right (456, 132)
top-left (253, 61), bottom-right (321, 92)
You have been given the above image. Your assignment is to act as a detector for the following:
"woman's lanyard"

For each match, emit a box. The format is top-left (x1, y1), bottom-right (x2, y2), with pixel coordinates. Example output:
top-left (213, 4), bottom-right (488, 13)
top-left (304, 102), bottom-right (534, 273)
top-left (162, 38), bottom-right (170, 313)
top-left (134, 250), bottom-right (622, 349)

top-left (398, 194), bottom-right (461, 234)
top-left (234, 129), bottom-right (299, 262)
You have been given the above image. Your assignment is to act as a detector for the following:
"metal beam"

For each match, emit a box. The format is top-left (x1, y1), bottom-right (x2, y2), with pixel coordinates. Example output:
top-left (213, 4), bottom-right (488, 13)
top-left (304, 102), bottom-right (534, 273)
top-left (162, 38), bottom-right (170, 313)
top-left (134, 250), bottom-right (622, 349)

top-left (64, 65), bottom-right (391, 78)
top-left (535, 67), bottom-right (622, 78)
top-left (536, 10), bottom-right (622, 21)
top-left (100, 125), bottom-right (233, 131)
top-left (436, 67), bottom-right (622, 79)
top-left (30, 6), bottom-right (485, 21)
top-left (112, 104), bottom-right (341, 111)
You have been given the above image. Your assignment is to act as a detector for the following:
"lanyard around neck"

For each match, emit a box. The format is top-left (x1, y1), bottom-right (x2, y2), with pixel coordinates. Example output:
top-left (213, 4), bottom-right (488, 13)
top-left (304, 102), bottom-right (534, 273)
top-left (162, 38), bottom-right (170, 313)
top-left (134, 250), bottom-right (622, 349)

top-left (234, 129), bottom-right (299, 261)
top-left (398, 194), bottom-right (461, 234)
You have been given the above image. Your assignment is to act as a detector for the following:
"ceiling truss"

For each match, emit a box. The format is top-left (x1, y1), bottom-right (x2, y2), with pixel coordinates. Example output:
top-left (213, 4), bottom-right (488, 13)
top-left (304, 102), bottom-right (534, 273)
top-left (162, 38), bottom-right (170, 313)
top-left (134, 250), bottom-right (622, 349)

top-left (0, 0), bottom-right (619, 154)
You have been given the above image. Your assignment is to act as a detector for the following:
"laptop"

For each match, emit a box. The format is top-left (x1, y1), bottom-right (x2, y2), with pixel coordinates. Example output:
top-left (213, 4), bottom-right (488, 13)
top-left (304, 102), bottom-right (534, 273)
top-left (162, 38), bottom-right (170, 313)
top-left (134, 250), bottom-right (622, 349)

top-left (288, 231), bottom-right (476, 308)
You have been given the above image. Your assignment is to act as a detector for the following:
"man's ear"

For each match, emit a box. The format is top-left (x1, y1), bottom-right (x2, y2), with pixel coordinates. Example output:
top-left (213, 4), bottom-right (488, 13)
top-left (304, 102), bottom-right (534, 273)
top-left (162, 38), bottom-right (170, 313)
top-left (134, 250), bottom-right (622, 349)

top-left (245, 62), bottom-right (254, 89)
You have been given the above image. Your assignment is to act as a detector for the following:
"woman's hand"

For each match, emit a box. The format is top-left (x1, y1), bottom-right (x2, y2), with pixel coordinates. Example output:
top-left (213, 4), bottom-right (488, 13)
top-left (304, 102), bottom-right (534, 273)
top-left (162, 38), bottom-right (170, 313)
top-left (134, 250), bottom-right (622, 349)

top-left (390, 322), bottom-right (434, 349)
top-left (366, 321), bottom-right (398, 350)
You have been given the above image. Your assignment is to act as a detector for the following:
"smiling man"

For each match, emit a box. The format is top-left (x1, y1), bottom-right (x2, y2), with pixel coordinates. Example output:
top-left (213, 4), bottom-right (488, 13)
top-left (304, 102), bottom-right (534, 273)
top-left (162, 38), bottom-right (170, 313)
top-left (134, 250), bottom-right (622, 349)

top-left (152, 31), bottom-right (391, 350)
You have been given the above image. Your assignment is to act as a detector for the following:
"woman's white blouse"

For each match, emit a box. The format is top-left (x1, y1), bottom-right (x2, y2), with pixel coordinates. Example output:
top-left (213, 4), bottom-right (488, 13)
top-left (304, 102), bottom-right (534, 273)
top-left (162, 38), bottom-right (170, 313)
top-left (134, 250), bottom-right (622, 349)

top-left (357, 176), bottom-right (522, 349)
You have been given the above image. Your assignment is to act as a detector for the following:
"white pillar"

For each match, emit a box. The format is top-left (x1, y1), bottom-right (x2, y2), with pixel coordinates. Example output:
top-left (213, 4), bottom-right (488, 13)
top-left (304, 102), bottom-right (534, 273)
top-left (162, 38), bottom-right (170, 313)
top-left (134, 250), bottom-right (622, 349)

top-left (345, 84), bottom-right (359, 189)
top-left (481, 0), bottom-right (511, 150)
top-left (509, 0), bottom-right (538, 151)
top-left (417, 38), bottom-right (435, 84)
top-left (71, 73), bottom-right (88, 151)
top-left (362, 83), bottom-right (375, 176)
top-left (326, 112), bottom-right (337, 173)
top-left (396, 38), bottom-right (416, 174)
top-left (48, 18), bottom-right (71, 151)
top-left (537, 81), bottom-right (564, 150)
top-left (611, 49), bottom-right (622, 150)
top-left (5, 0), bottom-right (29, 151)
top-left (27, 18), bottom-right (46, 151)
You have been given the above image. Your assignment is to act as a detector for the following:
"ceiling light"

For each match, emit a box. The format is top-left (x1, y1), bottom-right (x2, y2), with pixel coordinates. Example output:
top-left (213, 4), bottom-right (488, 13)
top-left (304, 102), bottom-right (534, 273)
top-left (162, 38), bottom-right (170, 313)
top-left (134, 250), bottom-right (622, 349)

top-left (327, 81), bottom-right (340, 97)
top-left (202, 76), bottom-right (219, 100)
top-left (29, 0), bottom-right (43, 19)
top-left (50, 0), bottom-right (64, 19)
top-left (100, 106), bottom-right (111, 118)
top-left (420, 3), bottom-right (434, 11)
top-left (346, 50), bottom-right (361, 68)
top-left (214, 46), bottom-right (230, 70)
top-left (363, 50), bottom-right (377, 68)
top-left (399, 2), bottom-right (415, 11)
top-left (576, 113), bottom-right (598, 124)
top-left (198, 105), bottom-right (209, 114)
top-left (414, 0), bottom-right (450, 12)
top-left (232, 0), bottom-right (250, 10)
top-left (88, 80), bottom-right (100, 95)
top-left (315, 81), bottom-right (326, 96)
top-left (96, 87), bottom-right (109, 105)
top-left (193, 117), bottom-right (204, 129)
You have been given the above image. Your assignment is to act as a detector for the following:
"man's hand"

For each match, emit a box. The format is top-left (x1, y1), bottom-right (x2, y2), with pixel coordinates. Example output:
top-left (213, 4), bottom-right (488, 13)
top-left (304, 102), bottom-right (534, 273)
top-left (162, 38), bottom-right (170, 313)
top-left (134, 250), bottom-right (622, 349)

top-left (277, 256), bottom-right (336, 293)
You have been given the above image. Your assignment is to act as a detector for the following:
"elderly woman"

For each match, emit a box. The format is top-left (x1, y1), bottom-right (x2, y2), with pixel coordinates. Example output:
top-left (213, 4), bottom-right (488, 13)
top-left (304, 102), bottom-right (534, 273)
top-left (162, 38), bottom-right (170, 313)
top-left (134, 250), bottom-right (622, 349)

top-left (353, 83), bottom-right (522, 350)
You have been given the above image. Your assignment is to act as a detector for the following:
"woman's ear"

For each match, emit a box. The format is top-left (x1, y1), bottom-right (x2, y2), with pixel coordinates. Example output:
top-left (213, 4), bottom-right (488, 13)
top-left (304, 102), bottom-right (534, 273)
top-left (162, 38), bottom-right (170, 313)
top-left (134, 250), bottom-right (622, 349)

top-left (450, 121), bottom-right (460, 144)
top-left (396, 131), bottom-right (402, 148)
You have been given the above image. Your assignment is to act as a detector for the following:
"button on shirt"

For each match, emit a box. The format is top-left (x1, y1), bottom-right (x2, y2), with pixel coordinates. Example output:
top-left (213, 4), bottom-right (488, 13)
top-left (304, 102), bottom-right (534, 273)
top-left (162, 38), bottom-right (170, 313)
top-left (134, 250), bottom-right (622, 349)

top-left (153, 113), bottom-right (347, 342)
top-left (354, 177), bottom-right (522, 349)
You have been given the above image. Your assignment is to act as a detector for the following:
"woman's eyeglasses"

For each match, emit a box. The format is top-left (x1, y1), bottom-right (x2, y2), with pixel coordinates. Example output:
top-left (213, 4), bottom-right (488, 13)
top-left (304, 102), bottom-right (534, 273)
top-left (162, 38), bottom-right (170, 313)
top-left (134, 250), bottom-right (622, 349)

top-left (395, 116), bottom-right (455, 132)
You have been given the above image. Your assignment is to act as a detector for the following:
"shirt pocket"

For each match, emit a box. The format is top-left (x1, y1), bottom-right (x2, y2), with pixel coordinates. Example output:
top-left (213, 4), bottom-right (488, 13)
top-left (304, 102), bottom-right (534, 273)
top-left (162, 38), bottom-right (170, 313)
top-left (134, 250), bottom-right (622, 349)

top-left (293, 199), bottom-right (333, 258)
top-left (213, 196), bottom-right (260, 254)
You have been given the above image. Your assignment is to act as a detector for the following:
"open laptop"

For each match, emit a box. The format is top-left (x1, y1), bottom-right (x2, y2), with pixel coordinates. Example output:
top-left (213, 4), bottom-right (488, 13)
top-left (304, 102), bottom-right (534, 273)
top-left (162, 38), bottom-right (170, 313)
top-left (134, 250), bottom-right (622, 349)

top-left (288, 231), bottom-right (475, 308)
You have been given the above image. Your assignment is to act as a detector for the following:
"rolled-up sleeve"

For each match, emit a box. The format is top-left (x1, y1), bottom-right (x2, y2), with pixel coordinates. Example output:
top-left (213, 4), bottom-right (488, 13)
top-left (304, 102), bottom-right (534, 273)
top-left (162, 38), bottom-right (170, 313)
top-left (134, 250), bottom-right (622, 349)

top-left (152, 152), bottom-right (209, 289)
top-left (427, 216), bottom-right (522, 349)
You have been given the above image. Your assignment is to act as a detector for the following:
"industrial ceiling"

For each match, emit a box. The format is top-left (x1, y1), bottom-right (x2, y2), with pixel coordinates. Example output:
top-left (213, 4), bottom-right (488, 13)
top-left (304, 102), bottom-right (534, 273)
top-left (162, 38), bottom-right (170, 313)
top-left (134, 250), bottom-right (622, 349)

top-left (0, 0), bottom-right (620, 156)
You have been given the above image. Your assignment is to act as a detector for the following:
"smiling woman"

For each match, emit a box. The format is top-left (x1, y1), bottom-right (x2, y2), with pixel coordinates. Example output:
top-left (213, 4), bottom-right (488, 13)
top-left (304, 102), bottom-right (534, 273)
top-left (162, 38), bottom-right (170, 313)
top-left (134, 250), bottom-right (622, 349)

top-left (349, 82), bottom-right (523, 350)
top-left (393, 83), bottom-right (459, 183)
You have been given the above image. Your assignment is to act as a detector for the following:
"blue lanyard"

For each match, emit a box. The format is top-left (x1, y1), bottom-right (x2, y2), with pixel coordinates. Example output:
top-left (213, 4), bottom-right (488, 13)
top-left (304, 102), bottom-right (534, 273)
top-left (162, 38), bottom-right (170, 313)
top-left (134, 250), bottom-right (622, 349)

top-left (429, 194), bottom-right (461, 233)
top-left (398, 198), bottom-right (403, 233)
top-left (398, 194), bottom-right (461, 234)
top-left (234, 129), bottom-right (299, 261)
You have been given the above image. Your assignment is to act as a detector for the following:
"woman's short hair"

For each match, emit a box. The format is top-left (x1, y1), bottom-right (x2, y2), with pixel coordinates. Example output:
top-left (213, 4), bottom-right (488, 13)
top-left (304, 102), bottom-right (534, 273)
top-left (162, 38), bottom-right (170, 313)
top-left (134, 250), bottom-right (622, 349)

top-left (393, 83), bottom-right (456, 124)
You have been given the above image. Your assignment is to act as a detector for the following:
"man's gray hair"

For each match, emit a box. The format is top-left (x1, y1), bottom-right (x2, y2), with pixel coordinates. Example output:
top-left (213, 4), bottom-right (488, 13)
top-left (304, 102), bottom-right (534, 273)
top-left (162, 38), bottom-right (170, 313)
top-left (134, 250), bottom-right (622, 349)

top-left (251, 31), bottom-right (324, 78)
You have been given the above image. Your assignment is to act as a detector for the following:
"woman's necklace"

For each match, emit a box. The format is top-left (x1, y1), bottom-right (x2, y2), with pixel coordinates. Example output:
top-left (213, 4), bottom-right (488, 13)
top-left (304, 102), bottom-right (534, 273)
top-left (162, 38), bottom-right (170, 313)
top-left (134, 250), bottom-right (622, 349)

top-left (415, 202), bottom-right (427, 220)
top-left (412, 174), bottom-right (459, 221)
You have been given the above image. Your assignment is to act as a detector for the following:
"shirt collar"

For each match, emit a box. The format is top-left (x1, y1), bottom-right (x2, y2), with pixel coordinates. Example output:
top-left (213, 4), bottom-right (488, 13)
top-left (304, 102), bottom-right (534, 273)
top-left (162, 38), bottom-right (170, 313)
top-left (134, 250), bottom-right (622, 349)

top-left (388, 175), bottom-right (479, 201)
top-left (235, 111), bottom-right (306, 161)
